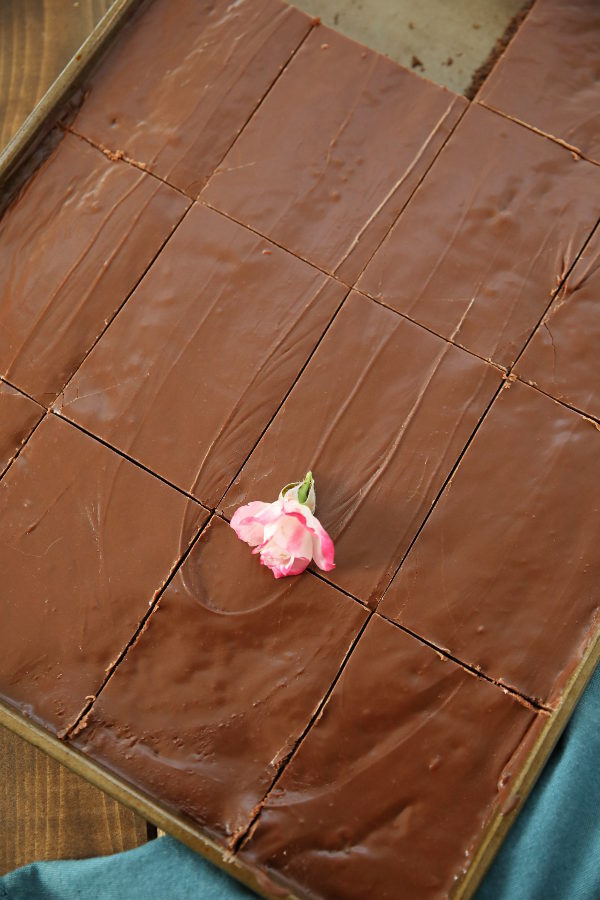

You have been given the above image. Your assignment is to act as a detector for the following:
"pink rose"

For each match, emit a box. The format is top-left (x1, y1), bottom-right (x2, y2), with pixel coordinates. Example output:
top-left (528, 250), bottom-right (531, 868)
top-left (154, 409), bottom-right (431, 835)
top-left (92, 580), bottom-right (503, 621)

top-left (231, 473), bottom-right (335, 579)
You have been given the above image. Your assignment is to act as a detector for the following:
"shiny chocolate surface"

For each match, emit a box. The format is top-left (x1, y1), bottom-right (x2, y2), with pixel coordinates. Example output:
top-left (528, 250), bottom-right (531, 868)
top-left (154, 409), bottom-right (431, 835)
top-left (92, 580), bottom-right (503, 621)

top-left (381, 380), bottom-right (600, 707)
top-left (0, 3), bottom-right (597, 897)
top-left (0, 381), bottom-right (43, 474)
top-left (358, 104), bottom-right (600, 368)
top-left (0, 131), bottom-right (188, 405)
top-left (71, 516), bottom-right (366, 845)
top-left (203, 25), bottom-right (466, 281)
top-left (517, 231), bottom-right (600, 421)
top-left (0, 414), bottom-right (207, 732)
top-left (222, 291), bottom-right (501, 606)
top-left (479, 0), bottom-right (600, 164)
top-left (71, 0), bottom-right (313, 196)
top-left (244, 615), bottom-right (537, 900)
top-left (57, 203), bottom-right (346, 508)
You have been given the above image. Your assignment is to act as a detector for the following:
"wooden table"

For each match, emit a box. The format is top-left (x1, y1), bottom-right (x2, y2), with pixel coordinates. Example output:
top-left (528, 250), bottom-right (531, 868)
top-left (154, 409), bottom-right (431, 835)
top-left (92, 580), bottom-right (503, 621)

top-left (0, 0), bottom-right (151, 875)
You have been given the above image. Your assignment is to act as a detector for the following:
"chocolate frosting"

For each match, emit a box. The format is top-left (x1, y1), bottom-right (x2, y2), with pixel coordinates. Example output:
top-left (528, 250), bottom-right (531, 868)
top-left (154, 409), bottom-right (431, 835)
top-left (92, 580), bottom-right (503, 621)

top-left (243, 615), bottom-right (537, 900)
top-left (71, 516), bottom-right (366, 845)
top-left (380, 379), bottom-right (600, 708)
top-left (357, 104), bottom-right (600, 368)
top-left (479, 0), bottom-right (600, 164)
top-left (0, 414), bottom-right (207, 733)
top-left (71, 0), bottom-right (312, 196)
top-left (202, 24), bottom-right (466, 282)
top-left (0, 381), bottom-right (43, 475)
top-left (221, 292), bottom-right (501, 606)
top-left (0, 3), bottom-right (597, 896)
top-left (517, 231), bottom-right (600, 421)
top-left (0, 131), bottom-right (188, 406)
top-left (57, 203), bottom-right (346, 508)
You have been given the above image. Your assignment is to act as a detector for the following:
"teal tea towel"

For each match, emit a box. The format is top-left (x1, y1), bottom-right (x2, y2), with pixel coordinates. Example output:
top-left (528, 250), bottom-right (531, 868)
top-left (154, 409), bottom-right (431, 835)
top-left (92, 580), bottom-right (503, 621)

top-left (476, 661), bottom-right (600, 900)
top-left (2, 662), bottom-right (599, 900)
top-left (0, 835), bottom-right (254, 900)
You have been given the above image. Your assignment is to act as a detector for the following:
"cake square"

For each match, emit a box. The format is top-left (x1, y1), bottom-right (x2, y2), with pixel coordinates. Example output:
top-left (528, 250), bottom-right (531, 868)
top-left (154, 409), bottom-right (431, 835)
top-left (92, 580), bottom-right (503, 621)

top-left (70, 0), bottom-right (312, 196)
top-left (243, 615), bottom-right (537, 900)
top-left (516, 232), bottom-right (600, 420)
top-left (380, 379), bottom-right (600, 708)
top-left (0, 381), bottom-right (43, 475)
top-left (478, 0), bottom-right (600, 165)
top-left (70, 516), bottom-right (367, 845)
top-left (0, 414), bottom-right (208, 733)
top-left (202, 25), bottom-right (466, 282)
top-left (220, 291), bottom-right (501, 606)
top-left (357, 104), bottom-right (600, 368)
top-left (57, 203), bottom-right (346, 508)
top-left (0, 131), bottom-right (189, 406)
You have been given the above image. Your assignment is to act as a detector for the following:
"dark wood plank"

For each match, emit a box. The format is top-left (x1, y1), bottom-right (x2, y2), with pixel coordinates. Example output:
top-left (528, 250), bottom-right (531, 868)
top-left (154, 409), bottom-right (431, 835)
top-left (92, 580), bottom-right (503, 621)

top-left (0, 725), bottom-right (148, 875)
top-left (0, 0), bottom-right (113, 149)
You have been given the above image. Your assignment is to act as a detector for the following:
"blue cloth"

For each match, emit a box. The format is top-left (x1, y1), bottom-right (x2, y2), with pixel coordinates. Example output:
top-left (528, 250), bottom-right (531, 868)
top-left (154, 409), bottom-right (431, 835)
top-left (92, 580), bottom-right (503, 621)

top-left (477, 661), bottom-right (600, 900)
top-left (0, 836), bottom-right (254, 900)
top-left (2, 664), bottom-right (599, 900)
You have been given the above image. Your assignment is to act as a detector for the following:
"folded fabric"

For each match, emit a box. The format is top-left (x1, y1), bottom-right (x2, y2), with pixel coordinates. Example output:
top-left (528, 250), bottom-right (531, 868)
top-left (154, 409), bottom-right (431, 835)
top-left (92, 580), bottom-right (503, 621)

top-left (2, 662), bottom-right (599, 900)
top-left (0, 834), bottom-right (254, 900)
top-left (477, 661), bottom-right (600, 900)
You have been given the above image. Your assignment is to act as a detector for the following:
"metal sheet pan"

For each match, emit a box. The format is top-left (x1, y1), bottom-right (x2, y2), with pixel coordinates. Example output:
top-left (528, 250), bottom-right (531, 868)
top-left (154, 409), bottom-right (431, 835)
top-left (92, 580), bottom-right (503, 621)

top-left (0, 3), bottom-right (599, 897)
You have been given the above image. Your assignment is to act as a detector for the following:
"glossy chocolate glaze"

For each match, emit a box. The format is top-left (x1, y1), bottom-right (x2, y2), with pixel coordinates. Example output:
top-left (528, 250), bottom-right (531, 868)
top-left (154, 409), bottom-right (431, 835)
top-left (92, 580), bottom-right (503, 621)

top-left (0, 414), bottom-right (207, 733)
top-left (0, 381), bottom-right (43, 475)
top-left (479, 0), bottom-right (600, 165)
top-left (57, 203), bottom-right (346, 508)
top-left (0, 6), bottom-right (596, 896)
top-left (70, 516), bottom-right (366, 845)
top-left (71, 0), bottom-right (312, 196)
top-left (202, 25), bottom-right (466, 282)
top-left (221, 292), bottom-right (501, 606)
top-left (0, 131), bottom-right (189, 406)
top-left (357, 104), bottom-right (600, 368)
top-left (381, 379), bottom-right (600, 708)
top-left (517, 231), bottom-right (600, 421)
top-left (243, 615), bottom-right (537, 900)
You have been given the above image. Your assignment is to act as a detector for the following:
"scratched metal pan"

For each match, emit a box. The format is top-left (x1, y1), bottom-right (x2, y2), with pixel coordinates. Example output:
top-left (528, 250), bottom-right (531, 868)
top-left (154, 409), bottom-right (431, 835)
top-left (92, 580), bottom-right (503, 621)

top-left (1, 3), bottom-right (599, 897)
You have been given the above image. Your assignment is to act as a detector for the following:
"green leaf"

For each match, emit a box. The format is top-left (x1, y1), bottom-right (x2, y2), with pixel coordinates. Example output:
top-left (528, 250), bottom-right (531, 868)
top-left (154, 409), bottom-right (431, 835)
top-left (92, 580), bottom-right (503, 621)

top-left (297, 471), bottom-right (313, 505)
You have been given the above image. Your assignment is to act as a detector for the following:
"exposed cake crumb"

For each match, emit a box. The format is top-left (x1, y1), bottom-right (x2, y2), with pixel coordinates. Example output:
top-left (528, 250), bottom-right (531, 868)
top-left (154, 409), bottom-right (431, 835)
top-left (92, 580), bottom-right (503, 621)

top-left (465, 1), bottom-right (535, 100)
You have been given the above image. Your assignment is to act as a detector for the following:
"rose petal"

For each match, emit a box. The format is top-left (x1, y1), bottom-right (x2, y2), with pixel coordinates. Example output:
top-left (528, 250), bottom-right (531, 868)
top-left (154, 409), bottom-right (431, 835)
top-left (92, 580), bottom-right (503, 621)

top-left (269, 514), bottom-right (313, 561)
top-left (262, 551), bottom-right (310, 579)
top-left (230, 501), bottom-right (272, 547)
top-left (284, 502), bottom-right (335, 572)
top-left (231, 496), bottom-right (335, 579)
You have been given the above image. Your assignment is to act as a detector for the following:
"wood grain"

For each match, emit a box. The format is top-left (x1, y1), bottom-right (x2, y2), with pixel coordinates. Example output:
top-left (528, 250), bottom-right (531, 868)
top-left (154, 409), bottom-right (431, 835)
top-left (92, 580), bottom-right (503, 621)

top-left (0, 0), bottom-right (113, 149)
top-left (0, 725), bottom-right (148, 874)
